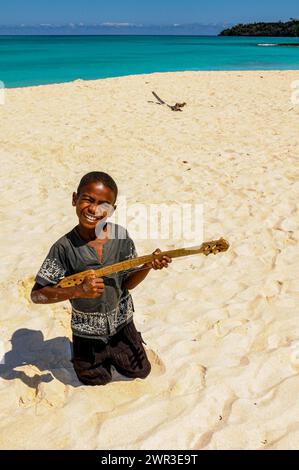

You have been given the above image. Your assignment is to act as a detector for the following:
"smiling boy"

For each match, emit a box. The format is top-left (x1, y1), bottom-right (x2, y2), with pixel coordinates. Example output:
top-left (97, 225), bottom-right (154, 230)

top-left (31, 171), bottom-right (171, 386)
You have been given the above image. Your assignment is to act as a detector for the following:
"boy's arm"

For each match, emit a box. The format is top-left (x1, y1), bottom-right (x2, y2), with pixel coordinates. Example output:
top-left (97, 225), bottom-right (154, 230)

top-left (31, 273), bottom-right (104, 304)
top-left (123, 248), bottom-right (172, 290)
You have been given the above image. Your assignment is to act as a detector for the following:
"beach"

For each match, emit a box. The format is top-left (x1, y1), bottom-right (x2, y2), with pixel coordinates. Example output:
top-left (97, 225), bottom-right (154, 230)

top-left (0, 70), bottom-right (299, 449)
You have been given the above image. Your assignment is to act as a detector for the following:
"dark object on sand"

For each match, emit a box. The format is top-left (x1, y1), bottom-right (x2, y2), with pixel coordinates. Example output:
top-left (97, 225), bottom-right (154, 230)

top-left (152, 91), bottom-right (186, 112)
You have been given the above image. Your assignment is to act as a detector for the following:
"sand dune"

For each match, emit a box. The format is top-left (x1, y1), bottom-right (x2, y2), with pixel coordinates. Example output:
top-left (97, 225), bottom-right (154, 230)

top-left (0, 71), bottom-right (299, 449)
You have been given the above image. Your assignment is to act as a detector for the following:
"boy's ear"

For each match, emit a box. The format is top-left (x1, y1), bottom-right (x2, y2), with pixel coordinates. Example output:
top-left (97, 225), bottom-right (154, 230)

top-left (72, 192), bottom-right (77, 206)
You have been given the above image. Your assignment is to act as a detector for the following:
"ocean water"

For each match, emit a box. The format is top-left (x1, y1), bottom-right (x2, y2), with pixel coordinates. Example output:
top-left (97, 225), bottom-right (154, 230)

top-left (0, 35), bottom-right (299, 88)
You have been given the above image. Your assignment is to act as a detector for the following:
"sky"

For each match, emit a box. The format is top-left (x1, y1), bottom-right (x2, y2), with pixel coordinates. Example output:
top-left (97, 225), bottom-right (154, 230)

top-left (0, 0), bottom-right (298, 26)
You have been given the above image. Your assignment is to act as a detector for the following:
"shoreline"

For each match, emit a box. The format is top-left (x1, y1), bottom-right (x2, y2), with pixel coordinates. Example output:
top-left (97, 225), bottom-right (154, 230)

top-left (4, 68), bottom-right (299, 91)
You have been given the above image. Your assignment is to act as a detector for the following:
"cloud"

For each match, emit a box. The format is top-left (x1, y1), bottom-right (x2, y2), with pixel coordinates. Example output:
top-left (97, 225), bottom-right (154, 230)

top-left (100, 22), bottom-right (143, 27)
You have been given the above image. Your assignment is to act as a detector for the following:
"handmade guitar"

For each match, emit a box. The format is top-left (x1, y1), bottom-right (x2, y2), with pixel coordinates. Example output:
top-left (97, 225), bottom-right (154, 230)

top-left (55, 238), bottom-right (229, 289)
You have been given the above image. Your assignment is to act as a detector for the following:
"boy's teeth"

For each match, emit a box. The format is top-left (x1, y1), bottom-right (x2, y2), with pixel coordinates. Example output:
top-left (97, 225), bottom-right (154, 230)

top-left (86, 214), bottom-right (97, 221)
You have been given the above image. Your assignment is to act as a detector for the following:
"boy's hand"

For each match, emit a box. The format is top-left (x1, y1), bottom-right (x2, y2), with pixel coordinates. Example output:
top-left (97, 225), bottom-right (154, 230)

top-left (144, 248), bottom-right (172, 270)
top-left (123, 249), bottom-right (172, 290)
top-left (77, 273), bottom-right (104, 298)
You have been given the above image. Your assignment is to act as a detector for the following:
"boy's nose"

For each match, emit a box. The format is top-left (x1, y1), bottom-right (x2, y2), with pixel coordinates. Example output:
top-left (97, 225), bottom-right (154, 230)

top-left (89, 203), bottom-right (97, 214)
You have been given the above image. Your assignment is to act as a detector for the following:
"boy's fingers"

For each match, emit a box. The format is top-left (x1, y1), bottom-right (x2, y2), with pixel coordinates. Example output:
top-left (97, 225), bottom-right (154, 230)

top-left (151, 249), bottom-right (171, 269)
top-left (85, 272), bottom-right (96, 281)
top-left (152, 250), bottom-right (172, 268)
top-left (152, 261), bottom-right (160, 270)
top-left (155, 262), bottom-right (163, 270)
top-left (94, 286), bottom-right (104, 292)
top-left (93, 280), bottom-right (104, 287)
top-left (94, 285), bottom-right (104, 291)
top-left (93, 282), bottom-right (104, 290)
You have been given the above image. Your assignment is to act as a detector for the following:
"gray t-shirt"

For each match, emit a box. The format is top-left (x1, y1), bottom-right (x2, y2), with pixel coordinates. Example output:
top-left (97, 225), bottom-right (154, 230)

top-left (35, 223), bottom-right (138, 339)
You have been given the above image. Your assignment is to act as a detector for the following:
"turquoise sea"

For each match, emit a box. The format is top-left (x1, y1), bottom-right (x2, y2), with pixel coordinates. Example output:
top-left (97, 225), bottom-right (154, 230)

top-left (0, 35), bottom-right (299, 88)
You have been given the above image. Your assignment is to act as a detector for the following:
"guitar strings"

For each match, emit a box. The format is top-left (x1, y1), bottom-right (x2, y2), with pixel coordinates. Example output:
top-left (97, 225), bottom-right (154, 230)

top-left (102, 262), bottom-right (167, 279)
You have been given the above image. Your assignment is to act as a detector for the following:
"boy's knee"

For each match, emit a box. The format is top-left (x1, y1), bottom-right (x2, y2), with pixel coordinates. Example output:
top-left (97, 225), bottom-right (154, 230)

top-left (77, 374), bottom-right (111, 386)
top-left (138, 363), bottom-right (151, 379)
top-left (73, 359), bottom-right (112, 386)
top-left (131, 360), bottom-right (152, 380)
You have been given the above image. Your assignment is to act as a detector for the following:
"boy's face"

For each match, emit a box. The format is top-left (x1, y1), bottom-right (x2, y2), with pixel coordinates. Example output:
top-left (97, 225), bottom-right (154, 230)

top-left (72, 181), bottom-right (116, 229)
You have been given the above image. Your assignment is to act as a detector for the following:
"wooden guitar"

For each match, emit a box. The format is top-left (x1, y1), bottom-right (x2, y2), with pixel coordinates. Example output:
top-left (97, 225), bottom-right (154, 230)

top-left (55, 238), bottom-right (229, 288)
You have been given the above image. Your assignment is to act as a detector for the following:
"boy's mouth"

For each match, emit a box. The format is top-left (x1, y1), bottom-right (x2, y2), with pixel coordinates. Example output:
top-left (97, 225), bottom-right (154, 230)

top-left (83, 213), bottom-right (101, 224)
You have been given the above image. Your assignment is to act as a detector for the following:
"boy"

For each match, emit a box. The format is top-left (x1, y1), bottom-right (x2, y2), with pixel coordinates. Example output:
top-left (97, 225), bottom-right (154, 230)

top-left (31, 172), bottom-right (171, 386)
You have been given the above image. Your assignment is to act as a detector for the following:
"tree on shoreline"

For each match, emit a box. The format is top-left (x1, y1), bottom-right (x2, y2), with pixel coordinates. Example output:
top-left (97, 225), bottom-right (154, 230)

top-left (219, 19), bottom-right (299, 36)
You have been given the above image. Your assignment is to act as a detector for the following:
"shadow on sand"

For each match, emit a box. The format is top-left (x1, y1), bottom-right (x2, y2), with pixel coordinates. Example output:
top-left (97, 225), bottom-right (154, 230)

top-left (0, 328), bottom-right (135, 389)
top-left (0, 328), bottom-right (79, 388)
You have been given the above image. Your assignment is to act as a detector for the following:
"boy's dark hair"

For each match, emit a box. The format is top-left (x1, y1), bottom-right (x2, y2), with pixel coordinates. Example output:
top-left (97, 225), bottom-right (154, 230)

top-left (77, 172), bottom-right (118, 201)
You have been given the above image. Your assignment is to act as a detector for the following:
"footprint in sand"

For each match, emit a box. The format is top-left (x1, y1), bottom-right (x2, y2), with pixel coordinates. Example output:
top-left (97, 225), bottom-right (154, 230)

top-left (15, 365), bottom-right (51, 408)
top-left (290, 347), bottom-right (299, 371)
top-left (38, 185), bottom-right (48, 198)
top-left (18, 276), bottom-right (36, 303)
top-left (138, 297), bottom-right (156, 307)
top-left (146, 349), bottom-right (166, 376)
top-left (215, 318), bottom-right (248, 338)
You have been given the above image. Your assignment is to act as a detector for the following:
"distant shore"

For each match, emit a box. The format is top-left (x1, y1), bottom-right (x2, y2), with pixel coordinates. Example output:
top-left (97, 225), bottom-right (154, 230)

top-left (220, 19), bottom-right (299, 36)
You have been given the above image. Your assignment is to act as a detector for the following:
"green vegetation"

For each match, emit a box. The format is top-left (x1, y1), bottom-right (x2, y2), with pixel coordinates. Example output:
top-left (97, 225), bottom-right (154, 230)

top-left (219, 19), bottom-right (299, 36)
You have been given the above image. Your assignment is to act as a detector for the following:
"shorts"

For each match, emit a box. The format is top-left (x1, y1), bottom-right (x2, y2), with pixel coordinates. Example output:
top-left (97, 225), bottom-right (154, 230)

top-left (72, 320), bottom-right (151, 386)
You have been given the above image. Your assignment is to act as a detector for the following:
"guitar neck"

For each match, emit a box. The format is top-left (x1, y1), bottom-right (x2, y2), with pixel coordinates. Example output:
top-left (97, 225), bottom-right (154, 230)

top-left (97, 245), bottom-right (203, 277)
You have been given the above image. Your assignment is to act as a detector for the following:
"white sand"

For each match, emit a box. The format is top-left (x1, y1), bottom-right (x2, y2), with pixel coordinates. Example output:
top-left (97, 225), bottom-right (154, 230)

top-left (0, 71), bottom-right (298, 450)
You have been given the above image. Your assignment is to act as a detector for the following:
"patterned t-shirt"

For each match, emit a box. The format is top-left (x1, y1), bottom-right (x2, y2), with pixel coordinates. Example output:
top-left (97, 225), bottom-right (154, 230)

top-left (35, 223), bottom-right (138, 340)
